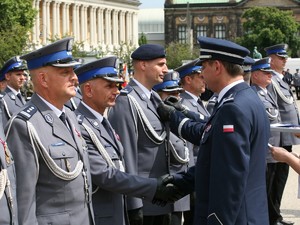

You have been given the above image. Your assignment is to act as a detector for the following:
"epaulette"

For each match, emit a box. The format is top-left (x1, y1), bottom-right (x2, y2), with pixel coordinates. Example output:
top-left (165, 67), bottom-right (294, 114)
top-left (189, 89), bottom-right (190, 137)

top-left (76, 114), bottom-right (84, 125)
top-left (120, 86), bottom-right (133, 96)
top-left (18, 105), bottom-right (37, 120)
top-left (219, 93), bottom-right (235, 107)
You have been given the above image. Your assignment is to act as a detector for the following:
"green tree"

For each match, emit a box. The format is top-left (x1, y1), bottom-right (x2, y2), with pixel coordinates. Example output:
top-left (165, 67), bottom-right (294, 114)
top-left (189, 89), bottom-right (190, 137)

top-left (0, 0), bottom-right (37, 66)
top-left (237, 7), bottom-right (300, 57)
top-left (165, 42), bottom-right (199, 69)
top-left (138, 33), bottom-right (147, 45)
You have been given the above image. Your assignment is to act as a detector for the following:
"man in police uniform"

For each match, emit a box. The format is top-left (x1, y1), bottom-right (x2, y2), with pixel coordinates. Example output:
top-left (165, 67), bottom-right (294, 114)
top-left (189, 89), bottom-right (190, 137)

top-left (265, 44), bottom-right (298, 225)
top-left (174, 60), bottom-right (210, 225)
top-left (0, 102), bottom-right (18, 225)
top-left (74, 56), bottom-right (179, 225)
top-left (250, 58), bottom-right (282, 225)
top-left (153, 71), bottom-right (190, 225)
top-left (5, 37), bottom-right (94, 225)
top-left (108, 44), bottom-right (171, 225)
top-left (157, 37), bottom-right (270, 225)
top-left (0, 56), bottom-right (27, 127)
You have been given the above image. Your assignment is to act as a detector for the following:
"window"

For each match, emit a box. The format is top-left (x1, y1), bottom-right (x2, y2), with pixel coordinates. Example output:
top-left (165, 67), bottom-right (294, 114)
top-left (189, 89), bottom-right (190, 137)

top-left (196, 25), bottom-right (207, 37)
top-left (178, 25), bottom-right (187, 44)
top-left (214, 25), bottom-right (226, 39)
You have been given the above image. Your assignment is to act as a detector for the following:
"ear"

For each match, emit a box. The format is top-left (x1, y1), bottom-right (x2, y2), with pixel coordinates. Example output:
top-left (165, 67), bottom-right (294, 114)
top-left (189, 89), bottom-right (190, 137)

top-left (5, 73), bottom-right (10, 81)
top-left (83, 82), bottom-right (93, 98)
top-left (38, 71), bottom-right (49, 88)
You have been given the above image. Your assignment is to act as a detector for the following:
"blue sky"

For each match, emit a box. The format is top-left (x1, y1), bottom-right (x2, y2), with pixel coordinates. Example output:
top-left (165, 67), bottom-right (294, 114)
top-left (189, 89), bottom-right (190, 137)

top-left (139, 0), bottom-right (164, 8)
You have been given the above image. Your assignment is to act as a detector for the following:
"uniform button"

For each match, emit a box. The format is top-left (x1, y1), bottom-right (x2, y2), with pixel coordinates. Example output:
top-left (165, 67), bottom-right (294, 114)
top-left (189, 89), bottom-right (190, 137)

top-left (62, 152), bottom-right (66, 156)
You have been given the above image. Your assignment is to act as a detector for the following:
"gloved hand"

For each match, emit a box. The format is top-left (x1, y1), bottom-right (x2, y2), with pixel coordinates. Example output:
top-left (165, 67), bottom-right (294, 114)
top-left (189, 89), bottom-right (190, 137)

top-left (152, 174), bottom-right (185, 206)
top-left (127, 207), bottom-right (143, 225)
top-left (157, 102), bottom-right (176, 122)
top-left (164, 96), bottom-right (188, 115)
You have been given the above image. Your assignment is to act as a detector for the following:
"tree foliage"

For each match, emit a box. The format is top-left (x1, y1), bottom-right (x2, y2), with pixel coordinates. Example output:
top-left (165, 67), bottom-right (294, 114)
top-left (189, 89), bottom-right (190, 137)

top-left (138, 33), bottom-right (148, 45)
top-left (165, 42), bottom-right (199, 69)
top-left (237, 7), bottom-right (300, 57)
top-left (0, 0), bottom-right (37, 66)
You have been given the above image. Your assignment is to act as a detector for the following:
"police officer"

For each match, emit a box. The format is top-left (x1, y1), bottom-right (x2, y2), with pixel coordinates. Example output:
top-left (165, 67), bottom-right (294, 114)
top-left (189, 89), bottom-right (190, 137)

top-left (5, 37), bottom-right (94, 225)
top-left (250, 58), bottom-right (283, 223)
top-left (74, 56), bottom-right (178, 225)
top-left (242, 56), bottom-right (256, 84)
top-left (153, 71), bottom-right (190, 225)
top-left (174, 60), bottom-right (210, 225)
top-left (157, 37), bottom-right (270, 225)
top-left (108, 44), bottom-right (171, 225)
top-left (0, 102), bottom-right (18, 225)
top-left (0, 56), bottom-right (27, 127)
top-left (265, 44), bottom-right (298, 225)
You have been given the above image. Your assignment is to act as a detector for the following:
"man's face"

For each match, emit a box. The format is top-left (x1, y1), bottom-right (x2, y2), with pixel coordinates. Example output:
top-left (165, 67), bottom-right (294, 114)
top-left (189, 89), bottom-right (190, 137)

top-left (45, 66), bottom-right (78, 101)
top-left (252, 70), bottom-right (272, 88)
top-left (188, 72), bottom-right (206, 96)
top-left (270, 55), bottom-right (287, 73)
top-left (87, 78), bottom-right (120, 114)
top-left (5, 70), bottom-right (26, 91)
top-left (144, 58), bottom-right (168, 87)
top-left (200, 60), bottom-right (217, 92)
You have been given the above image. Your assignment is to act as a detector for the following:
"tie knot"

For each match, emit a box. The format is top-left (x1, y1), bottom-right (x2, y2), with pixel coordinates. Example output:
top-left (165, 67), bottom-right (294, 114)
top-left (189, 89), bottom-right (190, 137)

top-left (59, 112), bottom-right (67, 123)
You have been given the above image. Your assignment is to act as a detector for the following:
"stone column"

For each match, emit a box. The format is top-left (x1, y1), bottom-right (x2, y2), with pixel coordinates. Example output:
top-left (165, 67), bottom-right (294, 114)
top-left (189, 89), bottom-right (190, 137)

top-left (132, 12), bottom-right (138, 46)
top-left (112, 10), bottom-right (119, 45)
top-left (97, 8), bottom-right (104, 45)
top-left (105, 8), bottom-right (112, 46)
top-left (89, 7), bottom-right (97, 48)
top-left (119, 11), bottom-right (126, 43)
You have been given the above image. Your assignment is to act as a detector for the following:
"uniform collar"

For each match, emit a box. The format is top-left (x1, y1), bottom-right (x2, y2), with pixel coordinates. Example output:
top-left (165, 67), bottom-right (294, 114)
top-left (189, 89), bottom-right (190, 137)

top-left (218, 79), bottom-right (244, 103)
top-left (81, 101), bottom-right (104, 123)
top-left (132, 78), bottom-right (152, 99)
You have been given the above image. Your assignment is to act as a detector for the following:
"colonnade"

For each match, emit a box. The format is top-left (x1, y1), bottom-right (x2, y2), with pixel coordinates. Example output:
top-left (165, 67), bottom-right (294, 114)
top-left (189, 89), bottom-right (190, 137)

top-left (31, 0), bottom-right (139, 51)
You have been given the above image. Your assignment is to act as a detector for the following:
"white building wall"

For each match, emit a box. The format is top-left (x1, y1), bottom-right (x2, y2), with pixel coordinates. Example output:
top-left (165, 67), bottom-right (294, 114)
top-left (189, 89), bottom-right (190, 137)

top-left (31, 0), bottom-right (140, 51)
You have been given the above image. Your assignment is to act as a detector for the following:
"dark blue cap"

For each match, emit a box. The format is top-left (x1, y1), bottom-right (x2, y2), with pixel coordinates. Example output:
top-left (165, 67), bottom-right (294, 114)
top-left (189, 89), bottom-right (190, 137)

top-left (0, 56), bottom-right (27, 81)
top-left (153, 71), bottom-right (183, 92)
top-left (75, 56), bottom-right (123, 85)
top-left (131, 44), bottom-right (166, 60)
top-left (264, 44), bottom-right (288, 58)
top-left (174, 59), bottom-right (201, 79)
top-left (197, 36), bottom-right (250, 65)
top-left (251, 57), bottom-right (274, 73)
top-left (21, 37), bottom-right (81, 70)
top-left (242, 56), bottom-right (255, 73)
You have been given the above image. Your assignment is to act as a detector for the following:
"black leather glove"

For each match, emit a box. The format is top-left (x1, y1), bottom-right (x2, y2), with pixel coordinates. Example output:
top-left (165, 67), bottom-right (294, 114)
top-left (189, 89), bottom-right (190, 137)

top-left (127, 207), bottom-right (143, 225)
top-left (157, 102), bottom-right (176, 122)
top-left (164, 96), bottom-right (188, 115)
top-left (152, 174), bottom-right (185, 206)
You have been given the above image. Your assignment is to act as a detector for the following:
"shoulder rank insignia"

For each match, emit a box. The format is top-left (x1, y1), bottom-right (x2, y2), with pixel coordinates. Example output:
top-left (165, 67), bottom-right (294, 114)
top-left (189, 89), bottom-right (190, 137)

top-left (76, 114), bottom-right (84, 125)
top-left (120, 86), bottom-right (133, 96)
top-left (19, 105), bottom-right (37, 120)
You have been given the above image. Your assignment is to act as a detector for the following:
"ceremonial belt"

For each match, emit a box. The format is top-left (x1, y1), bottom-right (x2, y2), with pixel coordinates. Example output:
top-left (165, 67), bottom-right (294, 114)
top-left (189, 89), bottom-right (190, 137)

top-left (271, 79), bottom-right (294, 104)
top-left (128, 95), bottom-right (166, 145)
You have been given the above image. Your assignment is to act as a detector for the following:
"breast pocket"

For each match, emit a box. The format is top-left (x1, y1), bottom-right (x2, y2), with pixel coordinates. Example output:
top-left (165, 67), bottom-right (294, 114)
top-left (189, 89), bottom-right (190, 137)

top-left (49, 143), bottom-right (78, 172)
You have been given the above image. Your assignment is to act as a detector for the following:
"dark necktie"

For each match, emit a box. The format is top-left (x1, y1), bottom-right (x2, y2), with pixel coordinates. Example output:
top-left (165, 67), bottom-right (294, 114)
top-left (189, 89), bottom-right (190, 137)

top-left (150, 93), bottom-right (157, 107)
top-left (17, 93), bottom-right (24, 104)
top-left (59, 112), bottom-right (68, 127)
top-left (102, 118), bottom-right (115, 140)
top-left (197, 98), bottom-right (204, 108)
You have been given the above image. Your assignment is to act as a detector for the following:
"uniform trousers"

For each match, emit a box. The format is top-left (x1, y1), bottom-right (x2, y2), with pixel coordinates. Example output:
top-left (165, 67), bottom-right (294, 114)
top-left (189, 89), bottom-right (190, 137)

top-left (267, 145), bottom-right (292, 224)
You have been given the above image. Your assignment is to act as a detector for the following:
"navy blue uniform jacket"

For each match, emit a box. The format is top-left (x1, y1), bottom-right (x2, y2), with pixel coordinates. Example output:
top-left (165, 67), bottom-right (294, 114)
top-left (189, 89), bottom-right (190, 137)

top-left (171, 82), bottom-right (270, 225)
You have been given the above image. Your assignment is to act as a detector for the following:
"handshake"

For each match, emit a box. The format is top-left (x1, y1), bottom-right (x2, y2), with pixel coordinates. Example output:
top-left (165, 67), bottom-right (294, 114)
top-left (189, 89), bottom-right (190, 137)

top-left (157, 96), bottom-right (189, 121)
top-left (152, 174), bottom-right (187, 207)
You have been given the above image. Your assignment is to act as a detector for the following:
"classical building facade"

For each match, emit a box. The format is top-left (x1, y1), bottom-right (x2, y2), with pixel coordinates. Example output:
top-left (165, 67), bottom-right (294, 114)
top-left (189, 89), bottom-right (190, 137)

top-left (30, 0), bottom-right (140, 51)
top-left (165, 0), bottom-right (300, 45)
